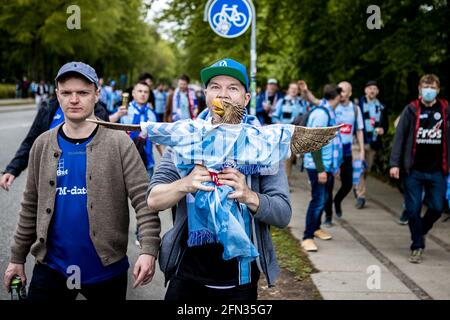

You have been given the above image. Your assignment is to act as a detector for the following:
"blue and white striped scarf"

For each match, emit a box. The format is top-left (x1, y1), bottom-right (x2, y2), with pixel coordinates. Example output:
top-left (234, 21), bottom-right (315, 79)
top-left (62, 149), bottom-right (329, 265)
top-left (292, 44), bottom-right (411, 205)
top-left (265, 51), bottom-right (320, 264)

top-left (141, 111), bottom-right (294, 277)
top-left (143, 118), bottom-right (293, 177)
top-left (352, 159), bottom-right (368, 185)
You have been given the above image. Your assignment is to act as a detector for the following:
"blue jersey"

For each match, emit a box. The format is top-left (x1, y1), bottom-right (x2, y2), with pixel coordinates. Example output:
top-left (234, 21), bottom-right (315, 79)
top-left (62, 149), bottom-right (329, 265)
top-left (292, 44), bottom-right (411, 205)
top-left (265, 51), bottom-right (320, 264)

top-left (46, 128), bottom-right (129, 284)
top-left (335, 102), bottom-right (364, 156)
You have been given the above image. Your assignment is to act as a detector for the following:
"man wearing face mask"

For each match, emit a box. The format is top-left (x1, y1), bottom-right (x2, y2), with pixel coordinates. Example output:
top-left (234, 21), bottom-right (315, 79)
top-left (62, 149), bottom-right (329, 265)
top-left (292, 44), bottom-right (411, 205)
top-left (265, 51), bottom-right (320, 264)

top-left (390, 74), bottom-right (449, 264)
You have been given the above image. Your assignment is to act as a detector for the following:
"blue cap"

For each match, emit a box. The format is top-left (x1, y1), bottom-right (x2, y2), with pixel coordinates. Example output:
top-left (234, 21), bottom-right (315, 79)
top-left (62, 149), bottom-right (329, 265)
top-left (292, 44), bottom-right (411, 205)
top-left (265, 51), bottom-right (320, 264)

top-left (55, 61), bottom-right (99, 87)
top-left (110, 80), bottom-right (116, 87)
top-left (200, 58), bottom-right (249, 92)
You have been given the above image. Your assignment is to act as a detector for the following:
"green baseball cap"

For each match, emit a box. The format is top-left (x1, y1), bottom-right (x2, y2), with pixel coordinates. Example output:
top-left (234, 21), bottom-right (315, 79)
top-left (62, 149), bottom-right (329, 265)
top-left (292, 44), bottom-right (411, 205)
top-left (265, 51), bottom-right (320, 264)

top-left (200, 58), bottom-right (249, 92)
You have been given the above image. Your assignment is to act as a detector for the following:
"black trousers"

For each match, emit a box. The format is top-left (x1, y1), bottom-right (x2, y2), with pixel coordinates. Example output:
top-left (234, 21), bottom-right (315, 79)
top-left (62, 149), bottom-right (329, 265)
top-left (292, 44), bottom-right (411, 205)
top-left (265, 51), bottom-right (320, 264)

top-left (325, 156), bottom-right (353, 219)
top-left (27, 263), bottom-right (128, 301)
top-left (165, 276), bottom-right (258, 301)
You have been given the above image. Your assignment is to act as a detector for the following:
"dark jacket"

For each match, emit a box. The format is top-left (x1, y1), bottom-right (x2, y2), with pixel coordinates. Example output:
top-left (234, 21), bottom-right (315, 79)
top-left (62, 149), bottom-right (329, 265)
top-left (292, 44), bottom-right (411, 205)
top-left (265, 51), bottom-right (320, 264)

top-left (357, 96), bottom-right (389, 150)
top-left (3, 98), bottom-right (109, 177)
top-left (390, 98), bottom-right (450, 174)
top-left (256, 90), bottom-right (284, 125)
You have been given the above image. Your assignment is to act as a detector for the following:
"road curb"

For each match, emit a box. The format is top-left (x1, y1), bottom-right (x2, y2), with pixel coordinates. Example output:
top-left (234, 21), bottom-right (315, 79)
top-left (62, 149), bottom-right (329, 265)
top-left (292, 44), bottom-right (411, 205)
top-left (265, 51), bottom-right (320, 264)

top-left (0, 105), bottom-right (35, 113)
top-left (0, 99), bottom-right (34, 107)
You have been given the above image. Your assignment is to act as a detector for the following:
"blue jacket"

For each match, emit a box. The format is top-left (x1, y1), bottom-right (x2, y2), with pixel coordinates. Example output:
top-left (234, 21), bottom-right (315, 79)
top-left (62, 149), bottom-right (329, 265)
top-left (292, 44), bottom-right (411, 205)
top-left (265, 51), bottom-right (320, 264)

top-left (148, 148), bottom-right (292, 287)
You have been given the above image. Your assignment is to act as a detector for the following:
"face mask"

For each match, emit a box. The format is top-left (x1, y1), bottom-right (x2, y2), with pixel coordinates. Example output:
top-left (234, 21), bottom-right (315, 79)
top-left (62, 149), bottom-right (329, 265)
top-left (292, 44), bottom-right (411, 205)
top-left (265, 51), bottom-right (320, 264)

top-left (421, 88), bottom-right (437, 102)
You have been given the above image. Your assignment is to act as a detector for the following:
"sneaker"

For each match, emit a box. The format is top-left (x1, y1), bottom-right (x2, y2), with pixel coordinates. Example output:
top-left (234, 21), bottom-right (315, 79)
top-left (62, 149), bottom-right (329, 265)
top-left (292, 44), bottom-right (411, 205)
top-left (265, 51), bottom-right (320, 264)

top-left (334, 201), bottom-right (342, 218)
top-left (355, 197), bottom-right (365, 209)
top-left (323, 219), bottom-right (333, 228)
top-left (302, 239), bottom-right (318, 252)
top-left (398, 211), bottom-right (409, 225)
top-left (408, 248), bottom-right (423, 264)
top-left (314, 229), bottom-right (333, 240)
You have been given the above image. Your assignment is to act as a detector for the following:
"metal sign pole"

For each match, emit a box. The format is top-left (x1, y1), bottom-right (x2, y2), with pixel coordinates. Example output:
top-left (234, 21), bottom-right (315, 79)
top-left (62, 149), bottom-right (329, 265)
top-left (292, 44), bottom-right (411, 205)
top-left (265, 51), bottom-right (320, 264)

top-left (248, 0), bottom-right (256, 116)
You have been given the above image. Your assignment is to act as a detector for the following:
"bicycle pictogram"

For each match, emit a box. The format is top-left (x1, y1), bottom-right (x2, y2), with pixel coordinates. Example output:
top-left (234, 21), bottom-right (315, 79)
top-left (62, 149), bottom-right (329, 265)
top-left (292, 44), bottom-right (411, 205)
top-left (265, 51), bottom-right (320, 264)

top-left (207, 0), bottom-right (252, 38)
top-left (212, 4), bottom-right (247, 29)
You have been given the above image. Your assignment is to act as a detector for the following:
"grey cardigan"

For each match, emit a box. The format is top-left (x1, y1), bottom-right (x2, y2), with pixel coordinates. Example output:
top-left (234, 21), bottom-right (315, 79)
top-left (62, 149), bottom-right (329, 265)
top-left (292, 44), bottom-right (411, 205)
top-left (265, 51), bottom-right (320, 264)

top-left (10, 124), bottom-right (161, 266)
top-left (148, 148), bottom-right (292, 287)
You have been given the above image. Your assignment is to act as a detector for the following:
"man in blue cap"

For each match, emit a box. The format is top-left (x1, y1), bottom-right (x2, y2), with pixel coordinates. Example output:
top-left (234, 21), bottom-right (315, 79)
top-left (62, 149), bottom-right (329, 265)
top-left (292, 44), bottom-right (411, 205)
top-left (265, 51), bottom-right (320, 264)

top-left (4, 62), bottom-right (161, 300)
top-left (147, 58), bottom-right (291, 301)
top-left (0, 64), bottom-right (109, 192)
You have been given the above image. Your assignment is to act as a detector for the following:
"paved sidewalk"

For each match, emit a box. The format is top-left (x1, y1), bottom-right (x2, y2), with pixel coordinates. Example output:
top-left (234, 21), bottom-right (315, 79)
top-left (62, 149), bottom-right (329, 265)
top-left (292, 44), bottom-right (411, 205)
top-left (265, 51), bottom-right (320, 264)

top-left (288, 169), bottom-right (450, 300)
top-left (0, 98), bottom-right (34, 106)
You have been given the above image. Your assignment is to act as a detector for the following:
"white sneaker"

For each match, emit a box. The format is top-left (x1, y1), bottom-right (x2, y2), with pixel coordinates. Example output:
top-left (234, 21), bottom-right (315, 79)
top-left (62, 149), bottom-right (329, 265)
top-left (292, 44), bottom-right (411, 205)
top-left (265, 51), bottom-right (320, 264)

top-left (302, 239), bottom-right (318, 252)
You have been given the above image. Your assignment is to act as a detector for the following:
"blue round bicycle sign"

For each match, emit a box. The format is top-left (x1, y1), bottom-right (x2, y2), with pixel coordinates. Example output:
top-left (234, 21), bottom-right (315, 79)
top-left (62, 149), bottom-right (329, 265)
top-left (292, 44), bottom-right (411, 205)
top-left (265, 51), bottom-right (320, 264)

top-left (208, 0), bottom-right (252, 38)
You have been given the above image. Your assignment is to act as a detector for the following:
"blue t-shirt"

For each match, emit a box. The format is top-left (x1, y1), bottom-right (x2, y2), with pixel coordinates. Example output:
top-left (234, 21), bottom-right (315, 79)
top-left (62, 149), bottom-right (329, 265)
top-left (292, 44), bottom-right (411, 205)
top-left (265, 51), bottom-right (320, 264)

top-left (335, 102), bottom-right (364, 156)
top-left (179, 92), bottom-right (191, 120)
top-left (153, 90), bottom-right (167, 115)
top-left (46, 127), bottom-right (129, 284)
top-left (49, 106), bottom-right (65, 129)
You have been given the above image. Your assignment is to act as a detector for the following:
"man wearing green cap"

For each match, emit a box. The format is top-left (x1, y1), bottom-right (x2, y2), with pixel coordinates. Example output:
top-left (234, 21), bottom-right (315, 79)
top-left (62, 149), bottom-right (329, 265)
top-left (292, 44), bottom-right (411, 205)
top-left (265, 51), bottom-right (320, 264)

top-left (147, 58), bottom-right (292, 301)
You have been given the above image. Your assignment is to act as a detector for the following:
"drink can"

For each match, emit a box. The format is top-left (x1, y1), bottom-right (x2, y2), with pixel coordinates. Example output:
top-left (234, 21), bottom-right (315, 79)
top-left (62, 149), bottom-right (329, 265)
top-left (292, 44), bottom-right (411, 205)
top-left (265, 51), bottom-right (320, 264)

top-left (10, 275), bottom-right (27, 300)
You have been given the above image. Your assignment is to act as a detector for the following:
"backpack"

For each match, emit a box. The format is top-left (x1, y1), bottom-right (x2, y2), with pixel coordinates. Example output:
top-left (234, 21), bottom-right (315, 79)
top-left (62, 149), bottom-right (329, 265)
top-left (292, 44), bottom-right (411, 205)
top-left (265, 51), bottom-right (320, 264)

top-left (293, 105), bottom-right (331, 127)
top-left (293, 105), bottom-right (332, 172)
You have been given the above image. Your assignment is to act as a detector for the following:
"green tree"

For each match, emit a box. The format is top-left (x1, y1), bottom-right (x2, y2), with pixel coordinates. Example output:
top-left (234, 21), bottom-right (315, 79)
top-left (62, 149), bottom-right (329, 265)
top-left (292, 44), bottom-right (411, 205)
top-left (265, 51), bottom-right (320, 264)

top-left (0, 0), bottom-right (178, 85)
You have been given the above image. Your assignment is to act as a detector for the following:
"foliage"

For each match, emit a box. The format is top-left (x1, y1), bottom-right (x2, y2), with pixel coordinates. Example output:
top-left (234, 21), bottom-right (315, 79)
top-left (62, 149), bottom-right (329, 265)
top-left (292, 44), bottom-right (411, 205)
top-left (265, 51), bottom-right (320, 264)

top-left (159, 0), bottom-right (448, 176)
top-left (160, 0), bottom-right (449, 113)
top-left (0, 0), bottom-right (178, 86)
top-left (0, 84), bottom-right (15, 99)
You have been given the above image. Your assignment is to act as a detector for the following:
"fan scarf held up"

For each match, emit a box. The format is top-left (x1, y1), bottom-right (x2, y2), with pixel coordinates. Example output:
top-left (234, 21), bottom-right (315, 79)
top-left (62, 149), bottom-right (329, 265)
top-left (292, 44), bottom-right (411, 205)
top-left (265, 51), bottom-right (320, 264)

top-left (86, 99), bottom-right (341, 264)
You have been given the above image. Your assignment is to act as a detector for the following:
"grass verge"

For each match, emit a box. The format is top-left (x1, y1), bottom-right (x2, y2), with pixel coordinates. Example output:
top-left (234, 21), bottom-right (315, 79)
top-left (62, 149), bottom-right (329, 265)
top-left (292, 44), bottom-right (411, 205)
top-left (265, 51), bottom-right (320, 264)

top-left (271, 226), bottom-right (316, 281)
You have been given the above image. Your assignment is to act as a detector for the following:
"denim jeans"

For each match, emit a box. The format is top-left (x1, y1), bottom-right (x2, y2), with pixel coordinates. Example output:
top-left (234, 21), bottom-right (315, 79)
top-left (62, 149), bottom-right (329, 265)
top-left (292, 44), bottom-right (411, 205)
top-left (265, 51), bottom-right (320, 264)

top-left (404, 169), bottom-right (446, 250)
top-left (27, 263), bottom-right (127, 301)
top-left (304, 169), bottom-right (334, 239)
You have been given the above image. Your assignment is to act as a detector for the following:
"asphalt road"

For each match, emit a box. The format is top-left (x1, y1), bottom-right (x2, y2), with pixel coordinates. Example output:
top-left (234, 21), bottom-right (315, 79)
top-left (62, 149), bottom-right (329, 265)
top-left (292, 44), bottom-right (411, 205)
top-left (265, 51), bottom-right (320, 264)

top-left (0, 107), bottom-right (169, 300)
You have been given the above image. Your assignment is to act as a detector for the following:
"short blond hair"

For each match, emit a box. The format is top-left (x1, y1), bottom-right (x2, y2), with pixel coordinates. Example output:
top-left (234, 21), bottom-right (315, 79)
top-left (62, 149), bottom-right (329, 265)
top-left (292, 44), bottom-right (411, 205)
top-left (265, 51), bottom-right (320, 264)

top-left (419, 74), bottom-right (440, 88)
